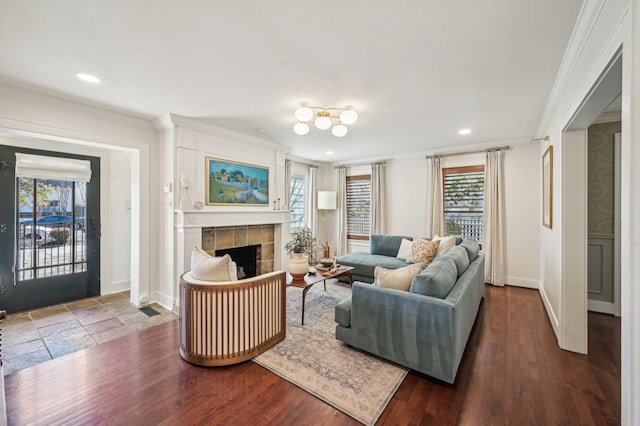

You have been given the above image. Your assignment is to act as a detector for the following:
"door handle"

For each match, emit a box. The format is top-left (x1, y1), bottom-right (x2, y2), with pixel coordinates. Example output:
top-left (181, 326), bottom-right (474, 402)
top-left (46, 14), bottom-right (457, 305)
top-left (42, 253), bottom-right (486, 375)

top-left (0, 224), bottom-right (6, 233)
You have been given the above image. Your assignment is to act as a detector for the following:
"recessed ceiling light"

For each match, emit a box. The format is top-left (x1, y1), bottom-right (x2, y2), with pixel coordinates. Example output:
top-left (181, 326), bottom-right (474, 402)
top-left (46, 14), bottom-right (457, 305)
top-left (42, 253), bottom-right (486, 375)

top-left (76, 72), bottom-right (101, 84)
top-left (458, 128), bottom-right (471, 135)
top-left (326, 151), bottom-right (334, 155)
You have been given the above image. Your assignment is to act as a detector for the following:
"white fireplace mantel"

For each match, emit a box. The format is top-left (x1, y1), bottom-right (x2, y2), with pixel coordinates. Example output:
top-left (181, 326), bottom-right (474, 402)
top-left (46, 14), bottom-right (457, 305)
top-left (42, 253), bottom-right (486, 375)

top-left (174, 209), bottom-right (291, 281)
top-left (175, 209), bottom-right (291, 229)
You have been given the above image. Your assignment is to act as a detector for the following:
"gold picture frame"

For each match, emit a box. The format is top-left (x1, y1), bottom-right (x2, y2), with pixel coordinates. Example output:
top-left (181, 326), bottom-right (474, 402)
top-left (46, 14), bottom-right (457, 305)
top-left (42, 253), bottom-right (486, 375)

top-left (542, 145), bottom-right (553, 228)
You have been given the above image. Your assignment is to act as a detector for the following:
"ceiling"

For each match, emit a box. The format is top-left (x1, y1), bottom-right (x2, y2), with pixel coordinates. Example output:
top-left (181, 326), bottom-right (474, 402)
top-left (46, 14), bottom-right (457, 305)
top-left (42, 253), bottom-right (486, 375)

top-left (0, 1), bottom-right (583, 163)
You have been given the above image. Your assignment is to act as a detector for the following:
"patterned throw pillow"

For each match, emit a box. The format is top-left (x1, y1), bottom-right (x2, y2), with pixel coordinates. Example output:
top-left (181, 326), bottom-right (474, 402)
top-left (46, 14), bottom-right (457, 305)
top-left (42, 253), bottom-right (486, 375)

top-left (407, 237), bottom-right (440, 266)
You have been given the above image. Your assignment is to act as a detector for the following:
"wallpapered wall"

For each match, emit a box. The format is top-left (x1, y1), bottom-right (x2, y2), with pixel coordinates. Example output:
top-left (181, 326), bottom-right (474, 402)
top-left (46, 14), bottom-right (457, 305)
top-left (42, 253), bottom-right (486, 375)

top-left (587, 121), bottom-right (620, 234)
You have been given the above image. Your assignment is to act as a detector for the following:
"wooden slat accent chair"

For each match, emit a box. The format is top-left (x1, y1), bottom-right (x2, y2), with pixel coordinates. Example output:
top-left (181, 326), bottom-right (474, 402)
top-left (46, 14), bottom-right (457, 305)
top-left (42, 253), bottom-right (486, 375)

top-left (179, 271), bottom-right (286, 366)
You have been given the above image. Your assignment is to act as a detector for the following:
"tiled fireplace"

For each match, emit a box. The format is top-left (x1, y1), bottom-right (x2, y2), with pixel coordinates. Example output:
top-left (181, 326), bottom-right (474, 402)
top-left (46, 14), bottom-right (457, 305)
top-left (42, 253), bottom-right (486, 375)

top-left (203, 225), bottom-right (275, 276)
top-left (174, 210), bottom-right (291, 279)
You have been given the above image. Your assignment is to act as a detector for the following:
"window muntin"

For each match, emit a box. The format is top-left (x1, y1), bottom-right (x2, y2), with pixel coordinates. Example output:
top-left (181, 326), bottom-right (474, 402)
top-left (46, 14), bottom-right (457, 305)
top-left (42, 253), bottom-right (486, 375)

top-left (443, 166), bottom-right (484, 243)
top-left (346, 175), bottom-right (371, 240)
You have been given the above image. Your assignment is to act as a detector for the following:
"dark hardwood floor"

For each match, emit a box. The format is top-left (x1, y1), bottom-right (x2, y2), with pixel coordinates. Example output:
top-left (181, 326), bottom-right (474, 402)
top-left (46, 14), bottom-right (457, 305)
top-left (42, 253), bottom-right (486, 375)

top-left (4, 285), bottom-right (620, 425)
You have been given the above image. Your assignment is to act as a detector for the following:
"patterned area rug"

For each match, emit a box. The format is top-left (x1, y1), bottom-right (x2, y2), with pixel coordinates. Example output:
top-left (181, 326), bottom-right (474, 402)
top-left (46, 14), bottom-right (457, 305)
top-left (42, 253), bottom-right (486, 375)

top-left (253, 279), bottom-right (408, 426)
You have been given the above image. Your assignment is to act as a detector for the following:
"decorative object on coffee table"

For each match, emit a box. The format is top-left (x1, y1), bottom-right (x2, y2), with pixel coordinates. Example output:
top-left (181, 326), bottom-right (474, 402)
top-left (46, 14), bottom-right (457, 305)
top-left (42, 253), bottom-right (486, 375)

top-left (286, 265), bottom-right (354, 325)
top-left (288, 252), bottom-right (309, 279)
top-left (285, 227), bottom-right (320, 278)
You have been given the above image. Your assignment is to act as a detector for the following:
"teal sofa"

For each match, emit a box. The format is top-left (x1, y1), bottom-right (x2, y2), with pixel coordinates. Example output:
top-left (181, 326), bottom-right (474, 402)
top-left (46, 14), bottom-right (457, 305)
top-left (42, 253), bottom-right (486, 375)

top-left (337, 234), bottom-right (461, 283)
top-left (334, 240), bottom-right (485, 384)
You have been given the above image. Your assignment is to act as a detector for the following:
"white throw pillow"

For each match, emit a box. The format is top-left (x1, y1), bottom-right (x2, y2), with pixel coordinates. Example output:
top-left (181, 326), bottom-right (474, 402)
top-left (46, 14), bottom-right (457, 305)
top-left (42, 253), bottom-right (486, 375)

top-left (432, 234), bottom-right (457, 256)
top-left (191, 247), bottom-right (238, 281)
top-left (396, 238), bottom-right (413, 260)
top-left (374, 263), bottom-right (424, 292)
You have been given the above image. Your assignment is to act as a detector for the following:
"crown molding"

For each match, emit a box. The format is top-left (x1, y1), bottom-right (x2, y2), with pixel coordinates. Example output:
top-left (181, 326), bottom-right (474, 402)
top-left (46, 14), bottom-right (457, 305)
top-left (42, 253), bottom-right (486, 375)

top-left (536, 0), bottom-right (607, 135)
top-left (154, 113), bottom-right (290, 152)
top-left (0, 82), bottom-right (156, 132)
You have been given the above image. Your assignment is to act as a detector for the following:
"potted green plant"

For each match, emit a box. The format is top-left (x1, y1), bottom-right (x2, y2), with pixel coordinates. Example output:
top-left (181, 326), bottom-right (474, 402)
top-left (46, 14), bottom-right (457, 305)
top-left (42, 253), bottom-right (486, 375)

top-left (285, 227), bottom-right (319, 279)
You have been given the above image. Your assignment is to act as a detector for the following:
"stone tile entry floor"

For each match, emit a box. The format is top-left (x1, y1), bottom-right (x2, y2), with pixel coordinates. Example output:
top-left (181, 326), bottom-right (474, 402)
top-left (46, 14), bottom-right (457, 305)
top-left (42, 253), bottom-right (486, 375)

top-left (1, 292), bottom-right (178, 376)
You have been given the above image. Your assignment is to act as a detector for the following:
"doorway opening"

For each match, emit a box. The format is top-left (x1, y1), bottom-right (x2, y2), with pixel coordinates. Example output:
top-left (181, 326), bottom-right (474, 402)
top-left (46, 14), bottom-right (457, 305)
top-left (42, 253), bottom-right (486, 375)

top-left (561, 49), bottom-right (622, 353)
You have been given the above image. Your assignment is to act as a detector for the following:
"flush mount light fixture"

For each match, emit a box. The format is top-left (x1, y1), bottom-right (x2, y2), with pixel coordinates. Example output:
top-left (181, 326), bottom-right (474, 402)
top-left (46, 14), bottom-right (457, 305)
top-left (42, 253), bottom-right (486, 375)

top-left (76, 72), bottom-right (101, 84)
top-left (458, 128), bottom-right (472, 135)
top-left (293, 105), bottom-right (358, 137)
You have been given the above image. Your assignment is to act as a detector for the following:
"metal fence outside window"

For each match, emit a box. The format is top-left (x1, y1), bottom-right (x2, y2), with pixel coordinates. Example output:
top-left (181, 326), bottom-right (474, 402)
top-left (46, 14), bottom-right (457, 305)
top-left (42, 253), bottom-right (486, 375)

top-left (444, 212), bottom-right (483, 243)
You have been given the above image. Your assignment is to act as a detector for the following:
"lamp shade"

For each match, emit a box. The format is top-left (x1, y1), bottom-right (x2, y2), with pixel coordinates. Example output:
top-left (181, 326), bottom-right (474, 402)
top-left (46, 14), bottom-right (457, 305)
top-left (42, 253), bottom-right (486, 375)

top-left (317, 191), bottom-right (337, 210)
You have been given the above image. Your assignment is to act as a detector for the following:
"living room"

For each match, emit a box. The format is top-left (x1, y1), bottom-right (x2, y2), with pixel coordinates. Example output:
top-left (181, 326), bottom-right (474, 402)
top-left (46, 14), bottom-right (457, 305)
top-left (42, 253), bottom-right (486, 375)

top-left (0, 1), bottom-right (639, 424)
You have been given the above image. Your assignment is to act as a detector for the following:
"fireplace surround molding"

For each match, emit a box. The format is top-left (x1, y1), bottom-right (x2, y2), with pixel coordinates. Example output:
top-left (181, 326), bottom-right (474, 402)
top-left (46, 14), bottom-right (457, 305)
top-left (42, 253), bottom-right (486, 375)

top-left (174, 209), bottom-right (291, 283)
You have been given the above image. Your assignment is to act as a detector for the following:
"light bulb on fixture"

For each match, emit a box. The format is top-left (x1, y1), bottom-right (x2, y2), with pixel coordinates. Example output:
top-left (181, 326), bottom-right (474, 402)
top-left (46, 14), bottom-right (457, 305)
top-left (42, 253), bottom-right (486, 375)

top-left (339, 109), bottom-right (358, 125)
top-left (332, 124), bottom-right (348, 137)
top-left (315, 111), bottom-right (332, 130)
top-left (293, 122), bottom-right (310, 135)
top-left (294, 106), bottom-right (313, 122)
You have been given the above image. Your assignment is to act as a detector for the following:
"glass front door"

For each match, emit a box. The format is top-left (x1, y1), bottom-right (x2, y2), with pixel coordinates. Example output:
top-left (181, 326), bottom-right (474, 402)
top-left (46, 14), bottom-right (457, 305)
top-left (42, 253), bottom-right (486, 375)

top-left (0, 145), bottom-right (100, 314)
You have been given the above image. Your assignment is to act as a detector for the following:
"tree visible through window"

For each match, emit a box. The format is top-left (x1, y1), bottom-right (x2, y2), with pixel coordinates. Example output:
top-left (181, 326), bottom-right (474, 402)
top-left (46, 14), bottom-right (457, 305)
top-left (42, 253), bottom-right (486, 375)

top-left (289, 175), bottom-right (306, 231)
top-left (346, 175), bottom-right (371, 240)
top-left (443, 166), bottom-right (484, 243)
top-left (17, 177), bottom-right (87, 280)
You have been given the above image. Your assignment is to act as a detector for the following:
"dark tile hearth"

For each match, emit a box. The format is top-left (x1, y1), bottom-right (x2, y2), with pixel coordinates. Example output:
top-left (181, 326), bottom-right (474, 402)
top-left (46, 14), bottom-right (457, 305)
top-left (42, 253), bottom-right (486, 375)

top-left (1, 292), bottom-right (178, 375)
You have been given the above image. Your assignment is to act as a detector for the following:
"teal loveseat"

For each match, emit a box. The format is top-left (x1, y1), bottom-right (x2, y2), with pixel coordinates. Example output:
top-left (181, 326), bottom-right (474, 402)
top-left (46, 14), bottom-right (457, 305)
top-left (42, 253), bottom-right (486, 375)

top-left (334, 240), bottom-right (485, 384)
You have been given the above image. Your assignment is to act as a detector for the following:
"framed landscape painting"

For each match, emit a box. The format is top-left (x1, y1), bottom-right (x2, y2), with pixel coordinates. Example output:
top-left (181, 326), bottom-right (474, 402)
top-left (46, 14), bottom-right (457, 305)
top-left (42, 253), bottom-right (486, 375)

top-left (542, 145), bottom-right (553, 228)
top-left (206, 157), bottom-right (269, 206)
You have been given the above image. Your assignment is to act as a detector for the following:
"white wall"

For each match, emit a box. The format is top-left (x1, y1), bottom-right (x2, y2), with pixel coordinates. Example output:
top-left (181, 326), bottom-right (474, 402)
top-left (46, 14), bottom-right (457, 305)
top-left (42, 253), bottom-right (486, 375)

top-left (108, 151), bottom-right (132, 291)
top-left (387, 156), bottom-right (428, 238)
top-left (383, 142), bottom-right (541, 288)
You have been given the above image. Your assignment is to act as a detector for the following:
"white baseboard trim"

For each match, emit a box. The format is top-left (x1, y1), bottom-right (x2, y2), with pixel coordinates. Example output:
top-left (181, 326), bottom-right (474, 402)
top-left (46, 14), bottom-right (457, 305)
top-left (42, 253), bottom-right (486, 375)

top-left (110, 280), bottom-right (131, 293)
top-left (151, 290), bottom-right (176, 313)
top-left (539, 283), bottom-right (559, 339)
top-left (505, 276), bottom-right (539, 289)
top-left (587, 299), bottom-right (617, 315)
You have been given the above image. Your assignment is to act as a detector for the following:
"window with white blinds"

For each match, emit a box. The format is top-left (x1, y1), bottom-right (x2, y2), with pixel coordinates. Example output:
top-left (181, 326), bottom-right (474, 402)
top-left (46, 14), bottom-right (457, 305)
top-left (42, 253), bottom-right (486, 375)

top-left (289, 175), bottom-right (306, 231)
top-left (443, 166), bottom-right (484, 243)
top-left (346, 175), bottom-right (371, 240)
